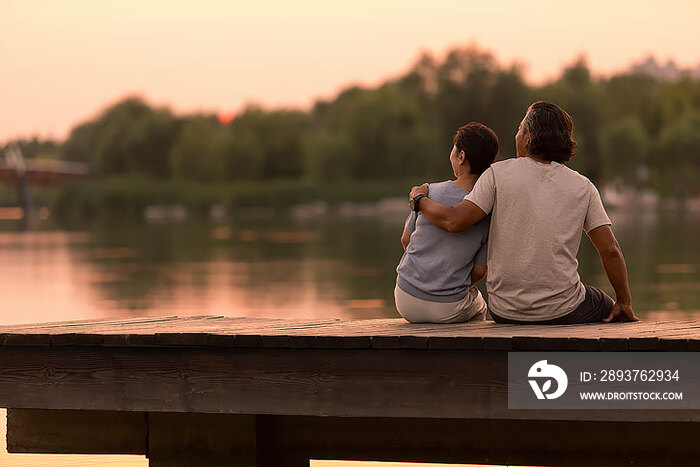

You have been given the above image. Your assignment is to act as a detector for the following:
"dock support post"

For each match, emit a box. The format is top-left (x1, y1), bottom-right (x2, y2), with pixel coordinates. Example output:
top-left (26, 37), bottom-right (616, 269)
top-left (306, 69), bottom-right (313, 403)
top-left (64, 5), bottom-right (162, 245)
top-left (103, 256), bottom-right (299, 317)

top-left (7, 410), bottom-right (700, 466)
top-left (146, 413), bottom-right (262, 467)
top-left (6, 409), bottom-right (146, 454)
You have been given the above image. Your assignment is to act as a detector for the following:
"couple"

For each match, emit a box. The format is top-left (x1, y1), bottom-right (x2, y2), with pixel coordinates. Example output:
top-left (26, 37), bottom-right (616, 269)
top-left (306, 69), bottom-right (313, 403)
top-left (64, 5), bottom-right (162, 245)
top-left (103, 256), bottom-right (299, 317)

top-left (395, 101), bottom-right (638, 325)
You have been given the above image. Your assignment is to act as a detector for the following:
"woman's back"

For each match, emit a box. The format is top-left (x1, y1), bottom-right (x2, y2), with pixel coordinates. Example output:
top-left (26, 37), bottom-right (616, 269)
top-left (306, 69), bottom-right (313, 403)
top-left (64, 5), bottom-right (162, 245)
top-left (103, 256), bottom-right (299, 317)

top-left (397, 180), bottom-right (489, 303)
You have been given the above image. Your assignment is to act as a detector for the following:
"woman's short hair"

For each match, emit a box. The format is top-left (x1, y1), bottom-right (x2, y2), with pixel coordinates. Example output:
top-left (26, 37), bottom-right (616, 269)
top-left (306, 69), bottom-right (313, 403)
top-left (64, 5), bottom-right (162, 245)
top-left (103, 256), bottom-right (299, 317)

top-left (522, 101), bottom-right (577, 163)
top-left (453, 122), bottom-right (499, 176)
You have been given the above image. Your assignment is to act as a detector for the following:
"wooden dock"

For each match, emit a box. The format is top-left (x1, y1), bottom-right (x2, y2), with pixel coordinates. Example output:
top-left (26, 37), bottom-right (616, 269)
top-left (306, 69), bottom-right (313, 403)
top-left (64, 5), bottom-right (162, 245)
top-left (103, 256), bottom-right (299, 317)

top-left (0, 315), bottom-right (698, 466)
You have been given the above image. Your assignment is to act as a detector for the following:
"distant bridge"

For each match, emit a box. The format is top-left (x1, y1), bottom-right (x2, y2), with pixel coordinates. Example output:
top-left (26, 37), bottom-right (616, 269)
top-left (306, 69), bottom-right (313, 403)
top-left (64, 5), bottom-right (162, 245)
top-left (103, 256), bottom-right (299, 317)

top-left (1, 144), bottom-right (91, 228)
top-left (0, 159), bottom-right (90, 187)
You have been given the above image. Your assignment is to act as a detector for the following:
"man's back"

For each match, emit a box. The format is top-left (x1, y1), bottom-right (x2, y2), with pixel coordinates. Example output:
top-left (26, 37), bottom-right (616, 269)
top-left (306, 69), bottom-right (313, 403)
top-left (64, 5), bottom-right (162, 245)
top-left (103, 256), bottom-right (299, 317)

top-left (466, 156), bottom-right (611, 320)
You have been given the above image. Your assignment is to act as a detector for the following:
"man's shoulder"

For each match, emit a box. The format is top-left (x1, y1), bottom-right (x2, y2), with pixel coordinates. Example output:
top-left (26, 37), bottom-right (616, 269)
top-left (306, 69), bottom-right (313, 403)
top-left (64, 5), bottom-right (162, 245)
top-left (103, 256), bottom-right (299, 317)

top-left (493, 158), bottom-right (593, 181)
top-left (490, 157), bottom-right (524, 173)
top-left (558, 164), bottom-right (595, 188)
top-left (492, 157), bottom-right (518, 166)
top-left (487, 157), bottom-right (525, 180)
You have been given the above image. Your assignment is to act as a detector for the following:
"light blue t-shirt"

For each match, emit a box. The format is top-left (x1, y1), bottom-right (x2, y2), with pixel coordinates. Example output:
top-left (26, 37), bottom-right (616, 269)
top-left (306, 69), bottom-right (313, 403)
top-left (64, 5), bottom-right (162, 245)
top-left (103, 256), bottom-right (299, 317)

top-left (396, 180), bottom-right (489, 302)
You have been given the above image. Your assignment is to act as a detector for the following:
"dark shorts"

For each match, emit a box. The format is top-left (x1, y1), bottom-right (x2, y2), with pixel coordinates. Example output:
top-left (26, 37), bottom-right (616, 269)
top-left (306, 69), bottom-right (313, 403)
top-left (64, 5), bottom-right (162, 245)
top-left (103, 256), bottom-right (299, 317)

top-left (490, 285), bottom-right (614, 325)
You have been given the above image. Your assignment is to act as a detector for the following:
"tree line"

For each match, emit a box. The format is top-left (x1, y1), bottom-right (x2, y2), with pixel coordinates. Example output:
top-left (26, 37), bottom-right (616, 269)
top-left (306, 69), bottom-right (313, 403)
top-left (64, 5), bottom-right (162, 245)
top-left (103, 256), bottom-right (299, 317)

top-left (5, 45), bottom-right (700, 198)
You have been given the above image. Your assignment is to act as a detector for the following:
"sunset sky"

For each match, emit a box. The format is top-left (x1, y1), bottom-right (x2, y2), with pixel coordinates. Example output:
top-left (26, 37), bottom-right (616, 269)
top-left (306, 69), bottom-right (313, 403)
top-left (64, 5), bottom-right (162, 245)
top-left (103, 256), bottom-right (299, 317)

top-left (1, 0), bottom-right (698, 143)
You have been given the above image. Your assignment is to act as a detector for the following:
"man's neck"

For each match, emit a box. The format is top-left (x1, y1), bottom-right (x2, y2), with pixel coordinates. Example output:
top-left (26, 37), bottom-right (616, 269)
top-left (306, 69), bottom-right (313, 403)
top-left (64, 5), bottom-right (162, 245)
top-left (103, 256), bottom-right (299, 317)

top-left (528, 154), bottom-right (552, 164)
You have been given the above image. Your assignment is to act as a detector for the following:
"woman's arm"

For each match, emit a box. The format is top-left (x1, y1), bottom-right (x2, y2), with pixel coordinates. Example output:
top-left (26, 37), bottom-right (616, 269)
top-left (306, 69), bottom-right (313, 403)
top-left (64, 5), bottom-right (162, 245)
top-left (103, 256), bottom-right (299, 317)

top-left (470, 264), bottom-right (487, 288)
top-left (400, 227), bottom-right (411, 250)
top-left (400, 211), bottom-right (417, 251)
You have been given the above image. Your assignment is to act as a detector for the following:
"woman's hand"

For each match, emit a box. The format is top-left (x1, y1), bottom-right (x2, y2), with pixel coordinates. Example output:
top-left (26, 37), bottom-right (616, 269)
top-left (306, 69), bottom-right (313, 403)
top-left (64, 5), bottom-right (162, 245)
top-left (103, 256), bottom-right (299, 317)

top-left (409, 184), bottom-right (429, 200)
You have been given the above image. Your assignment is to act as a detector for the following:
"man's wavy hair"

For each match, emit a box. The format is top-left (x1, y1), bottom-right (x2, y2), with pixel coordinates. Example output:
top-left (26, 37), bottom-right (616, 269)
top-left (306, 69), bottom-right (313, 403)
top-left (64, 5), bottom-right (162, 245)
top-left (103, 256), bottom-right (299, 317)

top-left (522, 101), bottom-right (577, 163)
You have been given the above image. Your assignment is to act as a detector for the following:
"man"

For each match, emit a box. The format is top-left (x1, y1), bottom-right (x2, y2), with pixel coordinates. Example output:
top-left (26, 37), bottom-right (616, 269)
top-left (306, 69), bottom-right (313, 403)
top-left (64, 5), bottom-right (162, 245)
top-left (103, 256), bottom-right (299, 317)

top-left (408, 101), bottom-right (637, 324)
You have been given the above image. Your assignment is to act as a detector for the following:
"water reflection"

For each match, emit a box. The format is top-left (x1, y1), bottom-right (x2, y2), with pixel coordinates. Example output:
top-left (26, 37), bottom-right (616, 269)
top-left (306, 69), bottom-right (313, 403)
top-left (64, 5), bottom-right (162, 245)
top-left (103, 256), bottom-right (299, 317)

top-left (0, 210), bottom-right (698, 465)
top-left (1, 209), bottom-right (698, 326)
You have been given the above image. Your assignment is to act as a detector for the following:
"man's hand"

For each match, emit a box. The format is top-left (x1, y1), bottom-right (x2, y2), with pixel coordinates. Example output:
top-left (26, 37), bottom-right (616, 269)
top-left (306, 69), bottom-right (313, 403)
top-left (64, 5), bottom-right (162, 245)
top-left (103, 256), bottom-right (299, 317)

top-left (603, 302), bottom-right (639, 322)
top-left (409, 183), bottom-right (429, 200)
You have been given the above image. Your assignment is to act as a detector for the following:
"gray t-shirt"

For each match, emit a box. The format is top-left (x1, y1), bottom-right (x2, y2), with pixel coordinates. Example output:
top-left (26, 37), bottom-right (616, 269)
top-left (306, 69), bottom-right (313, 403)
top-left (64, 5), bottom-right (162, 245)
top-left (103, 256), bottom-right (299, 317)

top-left (397, 181), bottom-right (489, 302)
top-left (465, 157), bottom-right (611, 321)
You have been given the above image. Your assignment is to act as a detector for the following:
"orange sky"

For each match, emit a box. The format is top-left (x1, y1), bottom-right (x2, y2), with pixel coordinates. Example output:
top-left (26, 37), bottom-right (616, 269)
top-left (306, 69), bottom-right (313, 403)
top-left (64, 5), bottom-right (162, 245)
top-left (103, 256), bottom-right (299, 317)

top-left (1, 0), bottom-right (699, 144)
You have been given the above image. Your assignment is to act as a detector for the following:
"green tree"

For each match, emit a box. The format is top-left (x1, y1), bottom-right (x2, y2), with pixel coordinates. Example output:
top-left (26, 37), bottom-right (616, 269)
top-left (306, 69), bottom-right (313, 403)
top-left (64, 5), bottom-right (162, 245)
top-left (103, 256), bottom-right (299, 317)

top-left (599, 117), bottom-right (650, 183)
top-left (49, 46), bottom-right (700, 204)
top-left (302, 131), bottom-right (355, 182)
top-left (63, 121), bottom-right (98, 163)
top-left (431, 46), bottom-right (531, 159)
top-left (654, 78), bottom-right (700, 130)
top-left (309, 83), bottom-right (442, 180)
top-left (602, 74), bottom-right (659, 136)
top-left (63, 98), bottom-right (180, 178)
top-left (1, 138), bottom-right (61, 160)
top-left (170, 116), bottom-right (233, 182)
top-left (652, 111), bottom-right (700, 198)
top-left (536, 57), bottom-right (605, 181)
top-left (231, 108), bottom-right (310, 179)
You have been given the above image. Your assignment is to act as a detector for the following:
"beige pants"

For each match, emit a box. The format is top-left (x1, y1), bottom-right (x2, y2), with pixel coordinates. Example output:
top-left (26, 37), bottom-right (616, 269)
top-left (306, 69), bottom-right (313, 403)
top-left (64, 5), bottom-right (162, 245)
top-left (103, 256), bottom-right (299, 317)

top-left (394, 284), bottom-right (488, 324)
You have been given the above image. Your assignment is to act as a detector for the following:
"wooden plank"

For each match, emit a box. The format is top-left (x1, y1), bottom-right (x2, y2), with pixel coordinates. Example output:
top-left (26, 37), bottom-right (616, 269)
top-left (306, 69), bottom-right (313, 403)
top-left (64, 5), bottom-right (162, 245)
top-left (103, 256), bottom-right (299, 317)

top-left (155, 332), bottom-right (210, 346)
top-left (0, 315), bottom-right (180, 332)
top-left (427, 336), bottom-right (483, 350)
top-left (2, 345), bottom-right (695, 422)
top-left (5, 316), bottom-right (698, 339)
top-left (58, 315), bottom-right (227, 335)
top-left (599, 338), bottom-right (630, 351)
top-left (204, 319), bottom-right (346, 348)
top-left (482, 336), bottom-right (513, 350)
top-left (148, 413), bottom-right (256, 466)
top-left (46, 316), bottom-right (236, 346)
top-left (512, 336), bottom-right (571, 351)
top-left (658, 338), bottom-right (690, 351)
top-left (310, 336), bottom-right (372, 349)
top-left (399, 335), bottom-right (428, 349)
top-left (6, 408), bottom-right (146, 454)
top-left (257, 415), bottom-right (700, 467)
top-left (629, 337), bottom-right (661, 351)
top-left (0, 315), bottom-right (698, 351)
top-left (6, 410), bottom-right (700, 466)
top-left (0, 317), bottom-right (189, 345)
top-left (0, 315), bottom-right (198, 346)
top-left (1, 315), bottom-right (220, 337)
top-left (0, 333), bottom-right (51, 346)
top-left (0, 315), bottom-right (176, 331)
top-left (223, 318), bottom-right (698, 350)
top-left (568, 337), bottom-right (600, 351)
top-left (370, 335), bottom-right (400, 349)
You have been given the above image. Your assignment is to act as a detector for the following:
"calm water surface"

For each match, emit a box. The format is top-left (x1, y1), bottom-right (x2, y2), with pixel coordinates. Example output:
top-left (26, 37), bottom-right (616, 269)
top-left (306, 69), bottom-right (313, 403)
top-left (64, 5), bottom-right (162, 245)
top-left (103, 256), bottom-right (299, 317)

top-left (0, 207), bottom-right (698, 465)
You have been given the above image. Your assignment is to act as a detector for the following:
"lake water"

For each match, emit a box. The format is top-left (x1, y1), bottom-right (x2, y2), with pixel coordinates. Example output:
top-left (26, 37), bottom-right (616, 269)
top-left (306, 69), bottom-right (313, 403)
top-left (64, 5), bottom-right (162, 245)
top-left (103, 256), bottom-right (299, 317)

top-left (0, 205), bottom-right (698, 465)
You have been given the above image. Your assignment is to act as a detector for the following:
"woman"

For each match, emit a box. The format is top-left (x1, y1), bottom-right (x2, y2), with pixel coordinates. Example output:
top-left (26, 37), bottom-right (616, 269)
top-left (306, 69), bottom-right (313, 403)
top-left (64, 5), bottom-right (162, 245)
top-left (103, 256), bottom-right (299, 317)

top-left (408, 101), bottom-right (637, 324)
top-left (395, 122), bottom-right (498, 323)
